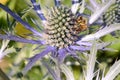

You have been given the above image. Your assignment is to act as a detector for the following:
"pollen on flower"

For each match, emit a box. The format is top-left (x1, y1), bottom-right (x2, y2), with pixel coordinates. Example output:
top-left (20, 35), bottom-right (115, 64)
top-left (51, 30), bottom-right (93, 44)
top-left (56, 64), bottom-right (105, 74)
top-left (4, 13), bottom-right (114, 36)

top-left (44, 5), bottom-right (88, 49)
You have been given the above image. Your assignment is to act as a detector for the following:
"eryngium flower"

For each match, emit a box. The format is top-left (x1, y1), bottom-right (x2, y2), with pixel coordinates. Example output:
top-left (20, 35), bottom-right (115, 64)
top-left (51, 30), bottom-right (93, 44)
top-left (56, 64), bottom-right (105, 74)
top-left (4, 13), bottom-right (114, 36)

top-left (45, 6), bottom-right (87, 49)
top-left (102, 0), bottom-right (120, 26)
top-left (0, 0), bottom-right (120, 75)
top-left (45, 6), bottom-right (78, 49)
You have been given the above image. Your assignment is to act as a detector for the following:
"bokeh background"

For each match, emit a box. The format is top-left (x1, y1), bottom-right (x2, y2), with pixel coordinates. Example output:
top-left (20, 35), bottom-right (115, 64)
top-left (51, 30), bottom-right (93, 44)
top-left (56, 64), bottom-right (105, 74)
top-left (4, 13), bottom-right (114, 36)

top-left (0, 0), bottom-right (120, 80)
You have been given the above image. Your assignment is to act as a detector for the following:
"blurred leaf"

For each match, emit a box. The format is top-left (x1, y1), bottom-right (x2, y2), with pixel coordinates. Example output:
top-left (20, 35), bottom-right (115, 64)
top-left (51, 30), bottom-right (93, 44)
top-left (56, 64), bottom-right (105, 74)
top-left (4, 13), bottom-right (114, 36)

top-left (102, 34), bottom-right (120, 57)
top-left (0, 0), bottom-right (8, 5)
top-left (0, 68), bottom-right (10, 80)
top-left (14, 22), bottom-right (32, 38)
top-left (72, 66), bottom-right (81, 80)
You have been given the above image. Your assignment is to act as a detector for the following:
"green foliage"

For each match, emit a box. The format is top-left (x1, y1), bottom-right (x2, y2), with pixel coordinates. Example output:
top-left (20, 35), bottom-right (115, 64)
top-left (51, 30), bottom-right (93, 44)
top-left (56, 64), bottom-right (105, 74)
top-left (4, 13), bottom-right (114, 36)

top-left (0, 0), bottom-right (120, 80)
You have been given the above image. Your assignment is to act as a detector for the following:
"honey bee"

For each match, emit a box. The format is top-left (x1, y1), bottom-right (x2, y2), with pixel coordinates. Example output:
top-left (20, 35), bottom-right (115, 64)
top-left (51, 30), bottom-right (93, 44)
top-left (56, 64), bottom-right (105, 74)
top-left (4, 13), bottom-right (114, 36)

top-left (72, 16), bottom-right (88, 34)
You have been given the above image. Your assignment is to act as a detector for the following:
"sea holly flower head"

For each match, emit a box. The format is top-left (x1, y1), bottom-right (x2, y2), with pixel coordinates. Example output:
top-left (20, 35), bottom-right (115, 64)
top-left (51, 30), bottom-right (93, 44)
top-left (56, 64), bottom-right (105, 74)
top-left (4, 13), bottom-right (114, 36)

top-left (0, 0), bottom-right (120, 76)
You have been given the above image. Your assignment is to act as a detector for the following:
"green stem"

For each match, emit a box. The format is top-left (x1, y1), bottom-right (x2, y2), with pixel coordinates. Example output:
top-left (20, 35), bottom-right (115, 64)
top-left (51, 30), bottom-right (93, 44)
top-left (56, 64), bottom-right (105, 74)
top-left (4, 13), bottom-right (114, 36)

top-left (0, 68), bottom-right (10, 80)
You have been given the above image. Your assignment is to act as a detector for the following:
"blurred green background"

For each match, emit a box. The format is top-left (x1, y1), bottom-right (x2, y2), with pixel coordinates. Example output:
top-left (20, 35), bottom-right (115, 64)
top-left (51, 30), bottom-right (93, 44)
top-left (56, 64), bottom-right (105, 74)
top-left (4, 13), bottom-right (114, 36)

top-left (0, 0), bottom-right (120, 80)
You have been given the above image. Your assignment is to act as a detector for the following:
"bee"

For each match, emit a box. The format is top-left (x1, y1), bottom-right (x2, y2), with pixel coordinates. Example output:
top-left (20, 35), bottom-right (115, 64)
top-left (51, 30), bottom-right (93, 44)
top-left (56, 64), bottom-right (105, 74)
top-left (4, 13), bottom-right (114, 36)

top-left (72, 16), bottom-right (88, 34)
